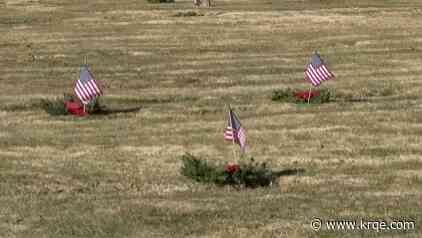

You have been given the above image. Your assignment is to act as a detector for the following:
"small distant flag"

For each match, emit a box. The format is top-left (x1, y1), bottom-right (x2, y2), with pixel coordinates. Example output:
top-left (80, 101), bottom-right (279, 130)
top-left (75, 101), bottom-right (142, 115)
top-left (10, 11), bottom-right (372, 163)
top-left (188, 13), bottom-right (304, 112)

top-left (74, 65), bottom-right (102, 105)
top-left (224, 107), bottom-right (246, 151)
top-left (305, 53), bottom-right (334, 86)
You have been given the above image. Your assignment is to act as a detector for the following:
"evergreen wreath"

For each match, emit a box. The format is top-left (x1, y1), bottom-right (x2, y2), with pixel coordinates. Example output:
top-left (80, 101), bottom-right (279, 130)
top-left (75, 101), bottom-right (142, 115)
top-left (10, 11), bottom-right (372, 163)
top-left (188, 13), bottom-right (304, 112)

top-left (40, 94), bottom-right (107, 116)
top-left (271, 88), bottom-right (333, 104)
top-left (180, 153), bottom-right (274, 188)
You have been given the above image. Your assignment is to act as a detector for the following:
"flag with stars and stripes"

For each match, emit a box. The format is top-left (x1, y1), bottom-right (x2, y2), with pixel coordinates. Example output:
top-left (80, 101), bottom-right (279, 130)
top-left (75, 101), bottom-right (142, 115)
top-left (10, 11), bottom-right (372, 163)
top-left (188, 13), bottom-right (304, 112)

top-left (224, 107), bottom-right (246, 151)
top-left (74, 65), bottom-right (102, 105)
top-left (305, 53), bottom-right (334, 86)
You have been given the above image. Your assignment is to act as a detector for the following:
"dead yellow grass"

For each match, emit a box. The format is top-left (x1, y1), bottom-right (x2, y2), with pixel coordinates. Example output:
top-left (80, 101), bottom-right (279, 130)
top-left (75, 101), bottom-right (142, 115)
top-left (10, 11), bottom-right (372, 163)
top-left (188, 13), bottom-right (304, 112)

top-left (1, 0), bottom-right (422, 237)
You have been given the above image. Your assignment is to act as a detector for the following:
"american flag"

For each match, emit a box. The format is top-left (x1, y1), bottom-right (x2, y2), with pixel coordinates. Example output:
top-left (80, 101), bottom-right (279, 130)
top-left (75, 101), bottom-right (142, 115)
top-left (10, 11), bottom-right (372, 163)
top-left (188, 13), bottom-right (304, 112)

top-left (224, 107), bottom-right (246, 151)
top-left (74, 65), bottom-right (102, 105)
top-left (305, 53), bottom-right (334, 86)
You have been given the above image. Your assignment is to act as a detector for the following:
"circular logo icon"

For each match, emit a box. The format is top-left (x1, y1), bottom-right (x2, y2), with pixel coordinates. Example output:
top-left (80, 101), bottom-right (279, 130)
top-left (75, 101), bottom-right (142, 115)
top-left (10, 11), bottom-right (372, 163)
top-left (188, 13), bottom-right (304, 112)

top-left (311, 218), bottom-right (322, 231)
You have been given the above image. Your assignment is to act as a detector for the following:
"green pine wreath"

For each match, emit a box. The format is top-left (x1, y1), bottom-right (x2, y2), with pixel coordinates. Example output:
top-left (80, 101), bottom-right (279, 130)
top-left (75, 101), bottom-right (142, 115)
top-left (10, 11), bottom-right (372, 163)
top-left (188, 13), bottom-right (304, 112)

top-left (180, 153), bottom-right (274, 188)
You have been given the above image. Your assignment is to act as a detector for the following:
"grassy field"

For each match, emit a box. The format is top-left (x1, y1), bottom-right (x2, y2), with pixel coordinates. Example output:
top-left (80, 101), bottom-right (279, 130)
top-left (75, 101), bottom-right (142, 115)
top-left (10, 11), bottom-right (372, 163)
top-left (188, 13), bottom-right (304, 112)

top-left (1, 0), bottom-right (422, 237)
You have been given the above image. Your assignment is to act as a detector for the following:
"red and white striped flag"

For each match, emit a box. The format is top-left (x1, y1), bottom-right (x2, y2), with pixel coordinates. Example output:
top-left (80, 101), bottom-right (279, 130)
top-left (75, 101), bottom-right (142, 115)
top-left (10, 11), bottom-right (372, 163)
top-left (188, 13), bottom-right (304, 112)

top-left (74, 65), bottom-right (102, 105)
top-left (305, 53), bottom-right (334, 86)
top-left (224, 107), bottom-right (246, 151)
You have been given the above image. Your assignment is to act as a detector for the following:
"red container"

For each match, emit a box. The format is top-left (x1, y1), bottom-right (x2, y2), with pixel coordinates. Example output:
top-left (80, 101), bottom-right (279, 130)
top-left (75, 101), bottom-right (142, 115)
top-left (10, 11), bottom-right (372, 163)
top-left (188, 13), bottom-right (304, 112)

top-left (294, 91), bottom-right (320, 101)
top-left (65, 101), bottom-right (88, 117)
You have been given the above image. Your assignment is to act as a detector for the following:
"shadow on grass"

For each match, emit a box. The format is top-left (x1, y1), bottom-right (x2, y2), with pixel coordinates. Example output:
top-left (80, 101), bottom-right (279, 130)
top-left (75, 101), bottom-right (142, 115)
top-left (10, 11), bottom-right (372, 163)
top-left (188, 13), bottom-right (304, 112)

top-left (90, 106), bottom-right (142, 115)
top-left (273, 168), bottom-right (305, 177)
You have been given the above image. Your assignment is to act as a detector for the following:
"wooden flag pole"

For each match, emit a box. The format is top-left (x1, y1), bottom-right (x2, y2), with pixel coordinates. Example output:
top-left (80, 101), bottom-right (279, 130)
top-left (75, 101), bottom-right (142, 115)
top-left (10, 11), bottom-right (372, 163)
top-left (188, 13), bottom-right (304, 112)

top-left (232, 129), bottom-right (238, 163)
top-left (228, 104), bottom-right (238, 163)
top-left (307, 87), bottom-right (312, 104)
top-left (82, 55), bottom-right (88, 113)
top-left (83, 55), bottom-right (87, 113)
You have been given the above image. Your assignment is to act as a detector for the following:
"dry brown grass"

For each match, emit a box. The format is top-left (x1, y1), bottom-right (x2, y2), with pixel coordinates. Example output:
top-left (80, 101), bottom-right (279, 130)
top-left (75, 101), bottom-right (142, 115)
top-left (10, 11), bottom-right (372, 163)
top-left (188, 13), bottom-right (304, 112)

top-left (1, 0), bottom-right (422, 237)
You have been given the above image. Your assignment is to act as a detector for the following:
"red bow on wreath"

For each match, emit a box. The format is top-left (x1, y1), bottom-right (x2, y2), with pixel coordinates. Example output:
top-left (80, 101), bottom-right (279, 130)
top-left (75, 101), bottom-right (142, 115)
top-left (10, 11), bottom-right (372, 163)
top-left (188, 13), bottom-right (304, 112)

top-left (224, 164), bottom-right (241, 173)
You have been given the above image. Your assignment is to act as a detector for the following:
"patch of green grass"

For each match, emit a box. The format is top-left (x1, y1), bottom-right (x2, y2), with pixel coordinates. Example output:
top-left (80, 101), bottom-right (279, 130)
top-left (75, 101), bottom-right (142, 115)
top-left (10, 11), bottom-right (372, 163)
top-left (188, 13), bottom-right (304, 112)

top-left (359, 147), bottom-right (401, 158)
top-left (0, 16), bottom-right (32, 25)
top-left (172, 11), bottom-right (204, 17)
